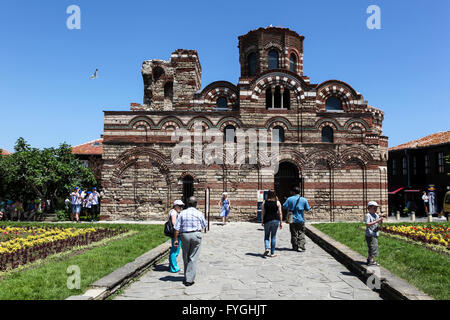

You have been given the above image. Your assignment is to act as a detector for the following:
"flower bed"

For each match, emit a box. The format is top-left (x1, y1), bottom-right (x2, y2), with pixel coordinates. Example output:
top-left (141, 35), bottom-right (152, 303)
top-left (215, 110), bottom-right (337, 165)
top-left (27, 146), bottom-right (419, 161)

top-left (0, 226), bottom-right (125, 271)
top-left (380, 224), bottom-right (450, 250)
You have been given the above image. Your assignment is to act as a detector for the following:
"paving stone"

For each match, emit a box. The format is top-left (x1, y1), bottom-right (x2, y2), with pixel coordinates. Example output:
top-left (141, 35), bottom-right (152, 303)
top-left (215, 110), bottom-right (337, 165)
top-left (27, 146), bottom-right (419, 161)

top-left (114, 222), bottom-right (381, 300)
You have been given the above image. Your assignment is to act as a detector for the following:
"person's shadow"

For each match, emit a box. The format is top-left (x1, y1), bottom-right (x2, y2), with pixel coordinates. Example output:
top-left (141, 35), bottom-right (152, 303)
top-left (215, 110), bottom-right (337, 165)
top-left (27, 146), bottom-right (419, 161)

top-left (153, 264), bottom-right (185, 282)
top-left (159, 275), bottom-right (184, 282)
top-left (245, 252), bottom-right (267, 258)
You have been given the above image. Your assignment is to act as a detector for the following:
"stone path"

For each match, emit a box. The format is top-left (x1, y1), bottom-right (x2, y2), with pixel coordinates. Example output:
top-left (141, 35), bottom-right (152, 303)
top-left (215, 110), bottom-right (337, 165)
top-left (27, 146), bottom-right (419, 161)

top-left (114, 222), bottom-right (382, 300)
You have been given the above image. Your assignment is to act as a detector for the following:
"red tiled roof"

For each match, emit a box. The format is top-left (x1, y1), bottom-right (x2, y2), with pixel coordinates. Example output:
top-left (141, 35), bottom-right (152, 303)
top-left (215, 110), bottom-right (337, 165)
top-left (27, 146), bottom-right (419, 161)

top-left (71, 139), bottom-right (103, 155)
top-left (389, 131), bottom-right (450, 151)
top-left (1, 148), bottom-right (12, 156)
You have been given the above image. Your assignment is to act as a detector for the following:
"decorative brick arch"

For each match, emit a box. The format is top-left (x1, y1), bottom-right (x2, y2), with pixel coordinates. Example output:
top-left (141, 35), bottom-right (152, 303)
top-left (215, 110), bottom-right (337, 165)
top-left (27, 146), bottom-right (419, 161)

top-left (180, 171), bottom-right (196, 180)
top-left (340, 147), bottom-right (374, 166)
top-left (304, 148), bottom-right (339, 169)
top-left (316, 80), bottom-right (362, 112)
top-left (343, 119), bottom-right (370, 132)
top-left (156, 117), bottom-right (184, 130)
top-left (315, 118), bottom-right (342, 131)
top-left (129, 116), bottom-right (155, 130)
top-left (111, 147), bottom-right (172, 185)
top-left (200, 81), bottom-right (239, 110)
top-left (186, 117), bottom-right (215, 130)
top-left (251, 72), bottom-right (306, 103)
top-left (217, 117), bottom-right (243, 131)
top-left (265, 117), bottom-right (294, 131)
top-left (279, 149), bottom-right (307, 169)
top-left (263, 42), bottom-right (283, 52)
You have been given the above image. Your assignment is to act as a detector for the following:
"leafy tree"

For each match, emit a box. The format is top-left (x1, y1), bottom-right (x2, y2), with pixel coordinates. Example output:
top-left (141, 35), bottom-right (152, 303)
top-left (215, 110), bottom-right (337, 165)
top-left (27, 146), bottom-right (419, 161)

top-left (0, 138), bottom-right (97, 210)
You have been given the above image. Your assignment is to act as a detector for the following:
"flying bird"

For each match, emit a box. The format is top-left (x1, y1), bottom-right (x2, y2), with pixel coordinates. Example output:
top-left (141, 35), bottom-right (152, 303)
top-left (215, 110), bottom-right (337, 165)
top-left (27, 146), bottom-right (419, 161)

top-left (90, 69), bottom-right (98, 79)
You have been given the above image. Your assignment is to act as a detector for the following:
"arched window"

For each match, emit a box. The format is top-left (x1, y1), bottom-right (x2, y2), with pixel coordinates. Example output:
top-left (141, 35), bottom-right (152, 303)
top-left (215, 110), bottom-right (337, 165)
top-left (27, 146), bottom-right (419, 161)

top-left (216, 97), bottom-right (228, 109)
top-left (325, 97), bottom-right (343, 111)
top-left (268, 50), bottom-right (279, 69)
top-left (266, 86), bottom-right (290, 109)
top-left (224, 125), bottom-right (236, 143)
top-left (248, 52), bottom-right (257, 76)
top-left (289, 53), bottom-right (297, 72)
top-left (321, 126), bottom-right (334, 143)
top-left (272, 126), bottom-right (285, 143)
top-left (274, 86), bottom-right (281, 108)
top-left (266, 88), bottom-right (272, 109)
top-left (283, 88), bottom-right (290, 109)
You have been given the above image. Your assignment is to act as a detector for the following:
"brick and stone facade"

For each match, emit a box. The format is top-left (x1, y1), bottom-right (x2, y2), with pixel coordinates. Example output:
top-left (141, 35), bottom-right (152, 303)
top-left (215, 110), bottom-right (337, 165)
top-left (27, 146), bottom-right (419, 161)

top-left (101, 26), bottom-right (389, 221)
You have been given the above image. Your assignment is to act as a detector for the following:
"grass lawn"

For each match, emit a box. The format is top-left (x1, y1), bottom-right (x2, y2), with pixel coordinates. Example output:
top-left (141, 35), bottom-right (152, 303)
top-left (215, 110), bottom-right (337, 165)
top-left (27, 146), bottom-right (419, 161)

top-left (0, 222), bottom-right (167, 300)
top-left (313, 221), bottom-right (450, 300)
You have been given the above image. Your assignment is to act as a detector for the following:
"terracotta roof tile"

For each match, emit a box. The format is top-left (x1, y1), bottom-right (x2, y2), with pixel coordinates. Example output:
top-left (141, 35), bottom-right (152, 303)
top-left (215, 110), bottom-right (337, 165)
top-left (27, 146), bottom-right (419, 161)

top-left (389, 131), bottom-right (450, 151)
top-left (1, 149), bottom-right (12, 156)
top-left (71, 139), bottom-right (103, 155)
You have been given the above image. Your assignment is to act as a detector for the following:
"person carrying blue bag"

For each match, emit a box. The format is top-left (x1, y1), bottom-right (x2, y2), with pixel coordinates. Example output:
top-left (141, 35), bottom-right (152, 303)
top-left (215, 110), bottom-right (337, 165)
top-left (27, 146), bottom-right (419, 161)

top-left (167, 200), bottom-right (184, 273)
top-left (282, 186), bottom-right (310, 252)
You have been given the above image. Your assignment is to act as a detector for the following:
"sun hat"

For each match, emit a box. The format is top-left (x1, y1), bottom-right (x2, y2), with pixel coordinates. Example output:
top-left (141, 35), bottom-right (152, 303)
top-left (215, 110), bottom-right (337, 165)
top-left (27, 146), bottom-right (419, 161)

top-left (368, 201), bottom-right (379, 207)
top-left (173, 200), bottom-right (184, 207)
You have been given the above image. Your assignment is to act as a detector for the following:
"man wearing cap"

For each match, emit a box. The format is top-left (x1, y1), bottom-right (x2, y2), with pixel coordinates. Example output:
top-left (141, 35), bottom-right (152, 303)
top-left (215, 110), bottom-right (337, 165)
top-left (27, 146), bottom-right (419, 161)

top-left (365, 201), bottom-right (384, 266)
top-left (168, 200), bottom-right (184, 273)
top-left (91, 187), bottom-right (101, 221)
top-left (173, 196), bottom-right (207, 286)
top-left (70, 188), bottom-right (82, 223)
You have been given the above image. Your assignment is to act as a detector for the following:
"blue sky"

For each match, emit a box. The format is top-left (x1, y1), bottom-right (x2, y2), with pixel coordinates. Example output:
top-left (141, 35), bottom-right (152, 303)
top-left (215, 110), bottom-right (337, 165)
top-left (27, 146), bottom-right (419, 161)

top-left (0, 0), bottom-right (449, 152)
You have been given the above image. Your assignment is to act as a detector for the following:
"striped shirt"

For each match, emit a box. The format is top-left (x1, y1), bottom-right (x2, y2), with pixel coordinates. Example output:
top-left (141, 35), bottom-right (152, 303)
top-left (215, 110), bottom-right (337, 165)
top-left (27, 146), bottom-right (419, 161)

top-left (174, 207), bottom-right (207, 233)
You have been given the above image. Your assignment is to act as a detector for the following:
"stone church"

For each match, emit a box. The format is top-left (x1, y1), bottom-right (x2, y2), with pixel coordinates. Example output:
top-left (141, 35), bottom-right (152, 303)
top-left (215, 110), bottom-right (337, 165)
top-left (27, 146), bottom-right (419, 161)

top-left (100, 26), bottom-right (389, 221)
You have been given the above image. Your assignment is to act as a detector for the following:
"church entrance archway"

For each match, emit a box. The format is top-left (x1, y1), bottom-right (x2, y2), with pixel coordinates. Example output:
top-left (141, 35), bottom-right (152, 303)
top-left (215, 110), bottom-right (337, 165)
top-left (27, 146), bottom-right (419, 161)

top-left (274, 161), bottom-right (302, 206)
top-left (182, 175), bottom-right (194, 206)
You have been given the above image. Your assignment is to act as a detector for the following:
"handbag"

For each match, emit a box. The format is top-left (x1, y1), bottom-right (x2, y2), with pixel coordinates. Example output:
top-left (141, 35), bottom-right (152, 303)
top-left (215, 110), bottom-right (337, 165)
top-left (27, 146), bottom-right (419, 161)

top-left (286, 196), bottom-right (301, 224)
top-left (164, 216), bottom-right (174, 237)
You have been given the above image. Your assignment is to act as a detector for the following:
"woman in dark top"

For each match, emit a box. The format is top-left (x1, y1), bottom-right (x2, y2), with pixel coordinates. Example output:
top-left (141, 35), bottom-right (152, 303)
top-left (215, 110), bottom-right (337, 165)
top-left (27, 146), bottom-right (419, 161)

top-left (261, 190), bottom-right (283, 257)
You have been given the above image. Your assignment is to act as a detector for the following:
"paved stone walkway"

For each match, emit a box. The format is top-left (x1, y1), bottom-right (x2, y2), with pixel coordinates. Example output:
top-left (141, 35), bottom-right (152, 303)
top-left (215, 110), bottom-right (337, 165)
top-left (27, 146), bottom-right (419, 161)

top-left (115, 222), bottom-right (382, 300)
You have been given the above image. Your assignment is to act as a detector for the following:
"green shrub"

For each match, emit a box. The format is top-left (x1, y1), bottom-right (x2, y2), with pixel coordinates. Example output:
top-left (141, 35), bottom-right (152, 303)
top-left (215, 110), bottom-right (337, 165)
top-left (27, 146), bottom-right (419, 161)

top-left (56, 210), bottom-right (69, 221)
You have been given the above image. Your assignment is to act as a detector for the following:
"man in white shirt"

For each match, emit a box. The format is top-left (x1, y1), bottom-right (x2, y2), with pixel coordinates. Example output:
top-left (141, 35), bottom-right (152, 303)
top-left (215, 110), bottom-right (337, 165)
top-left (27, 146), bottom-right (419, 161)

top-left (173, 196), bottom-right (207, 286)
top-left (91, 187), bottom-right (101, 220)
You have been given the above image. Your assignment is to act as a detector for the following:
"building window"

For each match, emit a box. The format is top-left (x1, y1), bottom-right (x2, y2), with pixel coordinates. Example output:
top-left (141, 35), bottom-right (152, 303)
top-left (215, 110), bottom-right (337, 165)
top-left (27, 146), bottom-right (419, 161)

top-left (413, 156), bottom-right (417, 175)
top-left (321, 126), bottom-right (334, 143)
top-left (424, 155), bottom-right (430, 175)
top-left (438, 152), bottom-right (445, 174)
top-left (268, 50), bottom-right (279, 69)
top-left (325, 97), bottom-right (343, 111)
top-left (266, 86), bottom-right (290, 109)
top-left (224, 125), bottom-right (236, 143)
top-left (283, 88), bottom-right (290, 109)
top-left (289, 53), bottom-right (297, 72)
top-left (402, 157), bottom-right (407, 176)
top-left (81, 160), bottom-right (89, 168)
top-left (248, 52), bottom-right (257, 76)
top-left (216, 97), bottom-right (228, 109)
top-left (392, 159), bottom-right (397, 176)
top-left (272, 126), bottom-right (285, 143)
